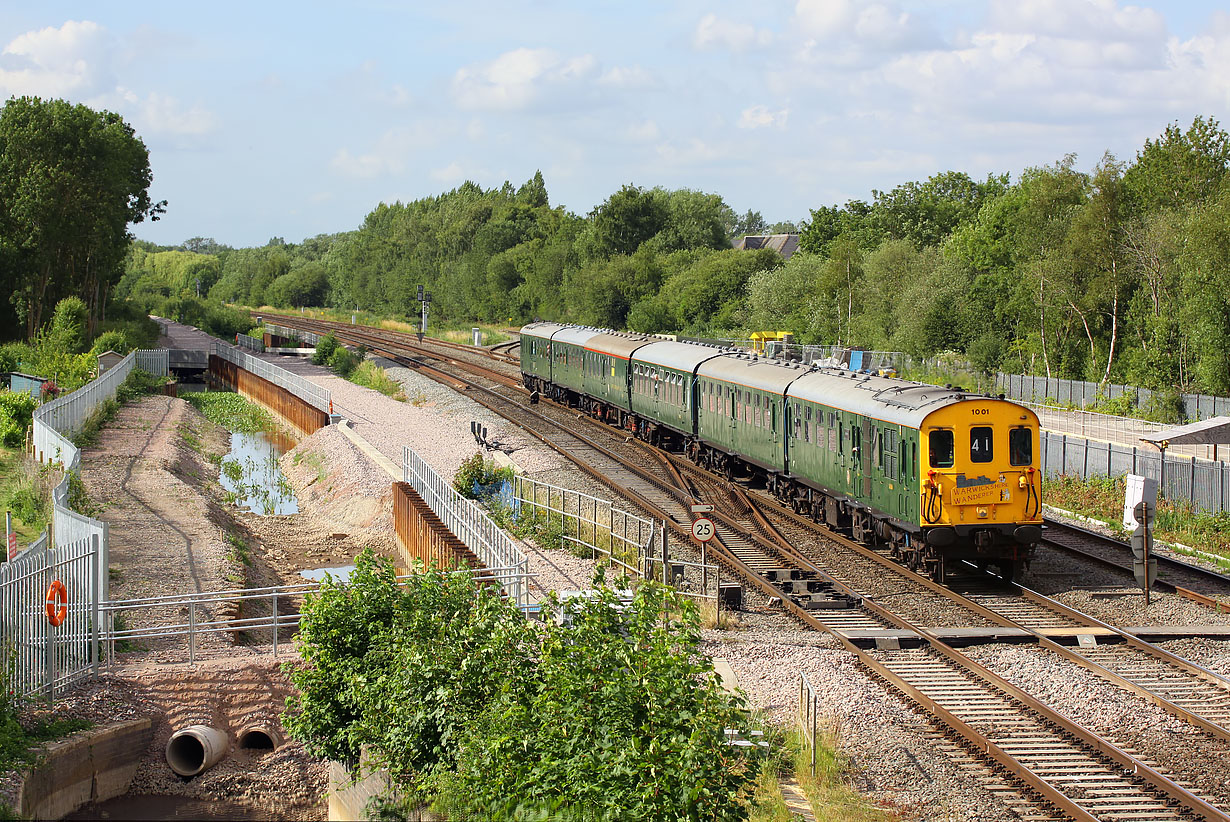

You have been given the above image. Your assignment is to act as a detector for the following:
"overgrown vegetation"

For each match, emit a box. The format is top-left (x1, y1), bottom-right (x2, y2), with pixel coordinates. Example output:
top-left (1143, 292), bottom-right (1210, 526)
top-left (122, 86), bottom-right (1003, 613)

top-left (791, 729), bottom-right (902, 821)
top-left (182, 391), bottom-right (279, 435)
top-left (1044, 474), bottom-right (1230, 562)
top-left (452, 452), bottom-right (514, 498)
top-left (0, 448), bottom-right (52, 543)
top-left (0, 660), bottom-right (92, 779)
top-left (348, 360), bottom-right (406, 400)
top-left (284, 552), bottom-right (764, 819)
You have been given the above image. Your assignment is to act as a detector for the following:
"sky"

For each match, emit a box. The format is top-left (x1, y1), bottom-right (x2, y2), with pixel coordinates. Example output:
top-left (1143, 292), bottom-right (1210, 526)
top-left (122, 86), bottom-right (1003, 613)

top-left (2, 0), bottom-right (1228, 248)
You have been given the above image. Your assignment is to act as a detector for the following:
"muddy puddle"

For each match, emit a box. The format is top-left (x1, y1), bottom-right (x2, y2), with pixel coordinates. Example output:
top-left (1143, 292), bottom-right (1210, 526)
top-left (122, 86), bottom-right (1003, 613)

top-left (220, 429), bottom-right (299, 516)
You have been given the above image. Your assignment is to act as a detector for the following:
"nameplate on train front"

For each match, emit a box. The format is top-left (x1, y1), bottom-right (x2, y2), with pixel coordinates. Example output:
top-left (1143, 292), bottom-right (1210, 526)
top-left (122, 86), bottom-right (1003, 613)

top-left (950, 484), bottom-right (1000, 506)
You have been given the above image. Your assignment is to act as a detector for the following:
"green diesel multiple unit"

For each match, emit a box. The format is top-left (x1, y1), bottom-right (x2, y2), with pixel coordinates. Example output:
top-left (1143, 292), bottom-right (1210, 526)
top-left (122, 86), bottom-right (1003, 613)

top-left (520, 323), bottom-right (1042, 580)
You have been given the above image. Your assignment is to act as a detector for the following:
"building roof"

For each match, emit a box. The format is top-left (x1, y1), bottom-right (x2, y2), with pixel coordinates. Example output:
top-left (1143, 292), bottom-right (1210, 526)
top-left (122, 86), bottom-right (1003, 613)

top-left (1140, 416), bottom-right (1230, 448)
top-left (733, 233), bottom-right (800, 259)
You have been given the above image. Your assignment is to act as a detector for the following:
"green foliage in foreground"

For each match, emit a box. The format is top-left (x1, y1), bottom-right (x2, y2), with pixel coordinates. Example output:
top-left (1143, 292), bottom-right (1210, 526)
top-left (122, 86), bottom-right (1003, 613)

top-left (1044, 473), bottom-right (1230, 561)
top-left (284, 552), bottom-right (761, 820)
top-left (182, 391), bottom-right (278, 435)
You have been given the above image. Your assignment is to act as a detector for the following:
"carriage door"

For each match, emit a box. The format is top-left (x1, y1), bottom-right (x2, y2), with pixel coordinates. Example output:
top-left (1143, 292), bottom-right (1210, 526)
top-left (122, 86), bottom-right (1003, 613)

top-left (860, 418), bottom-right (873, 497)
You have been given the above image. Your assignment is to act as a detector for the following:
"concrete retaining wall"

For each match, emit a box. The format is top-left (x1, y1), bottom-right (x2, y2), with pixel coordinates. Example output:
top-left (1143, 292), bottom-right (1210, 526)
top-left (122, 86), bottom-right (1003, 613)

top-left (19, 716), bottom-right (154, 820)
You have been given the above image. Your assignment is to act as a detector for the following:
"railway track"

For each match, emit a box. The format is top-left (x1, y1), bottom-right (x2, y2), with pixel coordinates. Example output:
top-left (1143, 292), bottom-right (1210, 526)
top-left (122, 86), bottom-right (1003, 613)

top-left (1042, 518), bottom-right (1230, 613)
top-left (249, 313), bottom-right (1230, 820)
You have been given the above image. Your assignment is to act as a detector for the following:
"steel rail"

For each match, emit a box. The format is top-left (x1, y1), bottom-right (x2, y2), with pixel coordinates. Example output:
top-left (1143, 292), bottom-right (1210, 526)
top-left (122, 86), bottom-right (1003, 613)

top-left (290, 340), bottom-right (1229, 819)
top-left (245, 313), bottom-right (1229, 817)
top-left (1042, 517), bottom-right (1230, 613)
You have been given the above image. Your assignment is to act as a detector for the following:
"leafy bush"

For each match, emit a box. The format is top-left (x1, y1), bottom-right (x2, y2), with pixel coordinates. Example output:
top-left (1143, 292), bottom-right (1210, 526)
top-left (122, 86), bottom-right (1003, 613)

top-left (350, 360), bottom-right (407, 401)
top-left (284, 554), bottom-right (761, 819)
top-left (452, 452), bottom-right (513, 498)
top-left (0, 391), bottom-right (37, 447)
top-left (311, 334), bottom-right (339, 365)
top-left (89, 330), bottom-right (131, 355)
top-left (327, 346), bottom-right (360, 378)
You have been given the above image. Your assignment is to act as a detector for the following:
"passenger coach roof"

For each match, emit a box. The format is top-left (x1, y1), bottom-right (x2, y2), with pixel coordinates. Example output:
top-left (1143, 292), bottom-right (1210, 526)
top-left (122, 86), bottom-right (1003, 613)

top-left (585, 332), bottom-right (653, 360)
top-left (633, 341), bottom-right (731, 374)
top-left (788, 368), bottom-right (992, 427)
top-left (699, 354), bottom-right (805, 394)
top-left (520, 322), bottom-right (568, 340)
top-left (551, 327), bottom-right (603, 347)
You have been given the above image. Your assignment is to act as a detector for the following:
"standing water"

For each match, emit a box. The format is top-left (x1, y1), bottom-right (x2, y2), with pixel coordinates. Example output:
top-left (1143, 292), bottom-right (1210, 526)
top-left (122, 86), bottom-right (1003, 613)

top-left (219, 429), bottom-right (299, 515)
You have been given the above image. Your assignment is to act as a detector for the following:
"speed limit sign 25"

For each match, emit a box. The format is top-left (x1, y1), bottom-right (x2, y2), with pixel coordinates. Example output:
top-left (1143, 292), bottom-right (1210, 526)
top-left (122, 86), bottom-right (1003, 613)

top-left (691, 517), bottom-right (715, 543)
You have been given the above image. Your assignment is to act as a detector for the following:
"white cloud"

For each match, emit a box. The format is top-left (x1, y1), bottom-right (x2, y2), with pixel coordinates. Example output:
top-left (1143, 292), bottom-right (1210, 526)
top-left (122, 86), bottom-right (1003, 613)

top-left (0, 20), bottom-right (219, 142)
top-left (794, 0), bottom-right (935, 50)
top-left (693, 14), bottom-right (773, 52)
top-left (625, 119), bottom-right (660, 141)
top-left (0, 20), bottom-right (114, 98)
top-left (738, 105), bottom-right (789, 130)
top-left (598, 64), bottom-right (655, 89)
top-left (452, 48), bottom-right (600, 111)
top-left (430, 161), bottom-right (467, 183)
top-left (118, 88), bottom-right (217, 137)
top-left (331, 125), bottom-right (439, 179)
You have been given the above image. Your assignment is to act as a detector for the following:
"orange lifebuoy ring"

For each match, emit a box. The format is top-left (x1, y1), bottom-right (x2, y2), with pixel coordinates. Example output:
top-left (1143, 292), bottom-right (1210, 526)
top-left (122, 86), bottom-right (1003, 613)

top-left (45, 580), bottom-right (67, 627)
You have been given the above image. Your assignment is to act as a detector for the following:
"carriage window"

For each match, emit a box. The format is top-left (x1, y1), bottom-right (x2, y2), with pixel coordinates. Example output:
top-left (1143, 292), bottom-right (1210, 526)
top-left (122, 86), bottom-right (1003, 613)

top-left (970, 426), bottom-right (993, 463)
top-left (754, 394), bottom-right (762, 428)
top-left (804, 406), bottom-right (811, 442)
top-left (1009, 427), bottom-right (1032, 466)
top-left (929, 430), bottom-right (954, 468)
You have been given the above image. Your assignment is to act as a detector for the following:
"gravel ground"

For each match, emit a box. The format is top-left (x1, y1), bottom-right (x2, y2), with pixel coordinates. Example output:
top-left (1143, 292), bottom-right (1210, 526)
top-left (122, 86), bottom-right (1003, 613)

top-left (964, 642), bottom-right (1230, 807)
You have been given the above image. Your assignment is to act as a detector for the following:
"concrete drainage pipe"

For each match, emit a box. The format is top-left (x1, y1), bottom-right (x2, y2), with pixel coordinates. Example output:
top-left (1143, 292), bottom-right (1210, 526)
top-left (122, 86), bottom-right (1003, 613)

top-left (166, 725), bottom-right (228, 777)
top-left (238, 725), bottom-right (281, 751)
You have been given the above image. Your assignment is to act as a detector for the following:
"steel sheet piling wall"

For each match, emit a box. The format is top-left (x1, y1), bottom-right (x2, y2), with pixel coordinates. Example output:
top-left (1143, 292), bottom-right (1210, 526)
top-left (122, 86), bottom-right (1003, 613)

top-left (209, 354), bottom-right (328, 436)
top-left (392, 482), bottom-right (482, 571)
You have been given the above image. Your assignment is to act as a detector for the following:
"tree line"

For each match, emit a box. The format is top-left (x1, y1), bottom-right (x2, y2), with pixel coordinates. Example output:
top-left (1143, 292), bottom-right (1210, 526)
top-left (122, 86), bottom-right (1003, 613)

top-left (5, 93), bottom-right (1228, 398)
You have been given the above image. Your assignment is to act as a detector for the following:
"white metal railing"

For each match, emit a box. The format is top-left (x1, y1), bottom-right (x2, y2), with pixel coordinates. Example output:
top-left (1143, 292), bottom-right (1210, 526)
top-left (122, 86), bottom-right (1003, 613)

top-left (0, 535), bottom-right (102, 700)
top-left (31, 349), bottom-right (170, 471)
top-left (512, 475), bottom-right (656, 579)
top-left (402, 446), bottom-right (530, 608)
top-left (211, 341), bottom-right (330, 413)
top-left (98, 566), bottom-right (530, 664)
top-left (266, 323), bottom-right (321, 347)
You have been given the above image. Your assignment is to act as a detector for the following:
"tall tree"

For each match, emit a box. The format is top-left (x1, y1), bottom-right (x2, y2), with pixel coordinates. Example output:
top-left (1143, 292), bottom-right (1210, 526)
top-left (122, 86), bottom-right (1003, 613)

top-left (0, 96), bottom-right (163, 339)
top-left (1123, 116), bottom-right (1230, 214)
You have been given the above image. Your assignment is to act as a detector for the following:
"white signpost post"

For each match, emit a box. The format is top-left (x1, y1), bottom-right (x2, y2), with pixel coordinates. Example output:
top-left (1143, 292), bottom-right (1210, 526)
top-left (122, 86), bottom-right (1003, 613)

top-left (1124, 474), bottom-right (1158, 603)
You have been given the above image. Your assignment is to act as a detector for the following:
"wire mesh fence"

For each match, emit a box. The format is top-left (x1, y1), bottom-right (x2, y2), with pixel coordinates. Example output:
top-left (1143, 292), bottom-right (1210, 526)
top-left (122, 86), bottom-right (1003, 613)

top-left (236, 333), bottom-right (265, 353)
top-left (1041, 432), bottom-right (1230, 514)
top-left (998, 373), bottom-right (1230, 423)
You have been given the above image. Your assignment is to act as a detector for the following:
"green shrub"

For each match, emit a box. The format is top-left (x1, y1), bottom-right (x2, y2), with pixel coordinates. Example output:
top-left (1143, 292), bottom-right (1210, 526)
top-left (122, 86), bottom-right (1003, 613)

top-left (284, 554), bottom-right (760, 819)
top-left (311, 334), bottom-right (339, 365)
top-left (327, 346), bottom-right (359, 378)
top-left (0, 391), bottom-right (37, 447)
top-left (89, 330), bottom-right (131, 355)
top-left (452, 452), bottom-right (513, 498)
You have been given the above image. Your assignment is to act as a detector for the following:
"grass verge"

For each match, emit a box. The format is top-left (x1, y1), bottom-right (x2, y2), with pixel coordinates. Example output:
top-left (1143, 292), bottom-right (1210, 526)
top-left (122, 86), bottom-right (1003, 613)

top-left (790, 728), bottom-right (901, 821)
top-left (350, 360), bottom-right (407, 401)
top-left (0, 447), bottom-right (53, 543)
top-left (1044, 473), bottom-right (1230, 563)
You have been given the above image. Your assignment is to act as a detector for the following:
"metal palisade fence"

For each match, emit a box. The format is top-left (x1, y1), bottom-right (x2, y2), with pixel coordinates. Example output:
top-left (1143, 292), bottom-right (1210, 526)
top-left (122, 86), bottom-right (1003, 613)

top-left (402, 446), bottom-right (530, 608)
top-left (32, 349), bottom-right (169, 471)
top-left (0, 534), bottom-right (102, 700)
top-left (210, 341), bottom-right (330, 414)
top-left (235, 333), bottom-right (265, 353)
top-left (998, 373), bottom-right (1230, 423)
top-left (265, 322), bottom-right (322, 347)
top-left (1041, 431), bottom-right (1230, 515)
